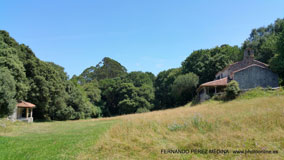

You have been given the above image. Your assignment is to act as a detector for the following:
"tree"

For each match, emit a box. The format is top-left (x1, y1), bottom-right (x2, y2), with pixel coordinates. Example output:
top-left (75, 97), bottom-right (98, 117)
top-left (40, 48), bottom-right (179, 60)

top-left (79, 57), bottom-right (127, 83)
top-left (269, 29), bottom-right (284, 85)
top-left (154, 68), bottom-right (181, 109)
top-left (138, 84), bottom-right (155, 103)
top-left (26, 60), bottom-right (69, 120)
top-left (116, 83), bottom-right (138, 114)
top-left (0, 68), bottom-right (17, 117)
top-left (225, 80), bottom-right (240, 100)
top-left (242, 18), bottom-right (284, 64)
top-left (117, 83), bottom-right (153, 114)
top-left (99, 78), bottom-right (122, 116)
top-left (124, 71), bottom-right (153, 87)
top-left (181, 45), bottom-right (241, 84)
top-left (118, 99), bottom-right (137, 114)
top-left (99, 77), bottom-right (154, 116)
top-left (171, 72), bottom-right (199, 105)
top-left (145, 72), bottom-right (155, 84)
top-left (82, 80), bottom-right (101, 105)
top-left (65, 81), bottom-right (101, 119)
top-left (0, 41), bottom-right (29, 100)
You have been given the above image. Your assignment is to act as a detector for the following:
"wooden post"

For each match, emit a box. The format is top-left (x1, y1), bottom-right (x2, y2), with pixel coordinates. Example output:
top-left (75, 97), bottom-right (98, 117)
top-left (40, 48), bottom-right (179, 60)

top-left (215, 86), bottom-right (217, 94)
top-left (26, 108), bottom-right (29, 118)
top-left (31, 108), bottom-right (33, 118)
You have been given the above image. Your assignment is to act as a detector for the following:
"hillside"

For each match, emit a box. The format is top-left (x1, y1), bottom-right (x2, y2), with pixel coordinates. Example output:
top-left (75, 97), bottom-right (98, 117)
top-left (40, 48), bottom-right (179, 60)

top-left (1, 89), bottom-right (284, 160)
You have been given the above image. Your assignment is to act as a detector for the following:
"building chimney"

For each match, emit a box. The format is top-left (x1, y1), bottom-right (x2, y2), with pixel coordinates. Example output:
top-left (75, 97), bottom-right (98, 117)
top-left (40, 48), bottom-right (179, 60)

top-left (243, 48), bottom-right (254, 64)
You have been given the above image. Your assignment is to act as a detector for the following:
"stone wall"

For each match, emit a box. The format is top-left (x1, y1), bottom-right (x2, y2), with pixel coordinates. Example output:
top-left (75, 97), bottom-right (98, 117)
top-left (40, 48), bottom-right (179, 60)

top-left (8, 107), bottom-right (17, 122)
top-left (199, 91), bottom-right (210, 102)
top-left (234, 66), bottom-right (279, 90)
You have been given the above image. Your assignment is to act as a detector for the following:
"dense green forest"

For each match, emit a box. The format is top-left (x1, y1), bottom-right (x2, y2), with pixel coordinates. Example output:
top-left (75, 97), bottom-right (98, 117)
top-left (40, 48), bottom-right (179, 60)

top-left (1, 18), bottom-right (284, 120)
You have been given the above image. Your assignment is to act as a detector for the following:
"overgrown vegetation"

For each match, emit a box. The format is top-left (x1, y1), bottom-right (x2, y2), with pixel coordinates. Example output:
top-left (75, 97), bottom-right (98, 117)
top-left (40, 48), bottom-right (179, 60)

top-left (225, 80), bottom-right (240, 100)
top-left (83, 91), bottom-right (284, 160)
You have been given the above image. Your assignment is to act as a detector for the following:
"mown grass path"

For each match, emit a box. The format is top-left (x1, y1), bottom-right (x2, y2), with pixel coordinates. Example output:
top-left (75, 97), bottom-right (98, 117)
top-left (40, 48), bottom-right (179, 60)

top-left (0, 119), bottom-right (117, 160)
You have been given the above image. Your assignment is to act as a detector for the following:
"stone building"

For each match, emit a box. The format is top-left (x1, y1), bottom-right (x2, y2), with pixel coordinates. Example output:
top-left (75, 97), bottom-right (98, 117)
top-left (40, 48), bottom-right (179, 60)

top-left (8, 101), bottom-right (36, 123)
top-left (197, 49), bottom-right (279, 102)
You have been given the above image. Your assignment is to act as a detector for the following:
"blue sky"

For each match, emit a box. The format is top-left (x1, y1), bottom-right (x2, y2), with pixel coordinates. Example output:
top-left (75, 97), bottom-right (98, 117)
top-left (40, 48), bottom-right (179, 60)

top-left (1, 0), bottom-right (284, 77)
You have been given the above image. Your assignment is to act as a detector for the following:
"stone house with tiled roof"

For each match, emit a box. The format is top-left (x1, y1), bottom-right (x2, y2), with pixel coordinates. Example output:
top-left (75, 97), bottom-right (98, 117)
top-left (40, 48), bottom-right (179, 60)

top-left (197, 49), bottom-right (279, 102)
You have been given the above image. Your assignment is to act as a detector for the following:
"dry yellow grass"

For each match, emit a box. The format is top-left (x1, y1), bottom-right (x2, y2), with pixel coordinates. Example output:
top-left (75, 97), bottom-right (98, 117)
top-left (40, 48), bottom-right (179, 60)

top-left (80, 95), bottom-right (284, 160)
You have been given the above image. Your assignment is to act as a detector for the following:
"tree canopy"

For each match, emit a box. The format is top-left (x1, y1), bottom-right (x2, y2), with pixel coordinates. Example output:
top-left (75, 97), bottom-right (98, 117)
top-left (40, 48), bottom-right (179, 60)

top-left (242, 18), bottom-right (284, 64)
top-left (0, 68), bottom-right (17, 117)
top-left (181, 45), bottom-right (241, 84)
top-left (269, 28), bottom-right (284, 85)
top-left (171, 72), bottom-right (199, 105)
top-left (154, 68), bottom-right (181, 109)
top-left (77, 57), bottom-right (127, 84)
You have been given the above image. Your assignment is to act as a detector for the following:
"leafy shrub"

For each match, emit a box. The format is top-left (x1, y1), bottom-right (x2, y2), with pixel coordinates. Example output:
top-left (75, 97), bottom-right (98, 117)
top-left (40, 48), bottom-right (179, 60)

top-left (190, 95), bottom-right (200, 106)
top-left (225, 80), bottom-right (240, 100)
top-left (136, 107), bottom-right (150, 113)
top-left (212, 92), bottom-right (226, 101)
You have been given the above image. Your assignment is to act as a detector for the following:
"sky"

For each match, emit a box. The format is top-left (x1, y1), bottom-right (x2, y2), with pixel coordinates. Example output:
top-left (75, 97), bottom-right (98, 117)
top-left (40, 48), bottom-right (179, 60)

top-left (1, 0), bottom-right (284, 77)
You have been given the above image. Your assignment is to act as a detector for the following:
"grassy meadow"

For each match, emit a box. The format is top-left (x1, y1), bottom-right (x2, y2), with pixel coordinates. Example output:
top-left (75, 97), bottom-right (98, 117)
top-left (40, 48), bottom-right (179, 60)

top-left (0, 119), bottom-right (117, 160)
top-left (1, 88), bottom-right (284, 160)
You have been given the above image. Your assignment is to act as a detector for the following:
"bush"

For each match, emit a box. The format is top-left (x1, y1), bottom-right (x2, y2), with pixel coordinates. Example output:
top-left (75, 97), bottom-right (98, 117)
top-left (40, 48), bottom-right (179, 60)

top-left (136, 107), bottom-right (150, 113)
top-left (171, 72), bottom-right (199, 105)
top-left (190, 95), bottom-right (200, 106)
top-left (225, 80), bottom-right (240, 100)
top-left (212, 92), bottom-right (226, 101)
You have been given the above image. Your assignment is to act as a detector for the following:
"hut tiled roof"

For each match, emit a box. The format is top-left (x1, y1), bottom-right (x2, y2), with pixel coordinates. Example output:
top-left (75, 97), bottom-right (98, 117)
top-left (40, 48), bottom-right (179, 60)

top-left (197, 77), bottom-right (228, 92)
top-left (16, 101), bottom-right (36, 108)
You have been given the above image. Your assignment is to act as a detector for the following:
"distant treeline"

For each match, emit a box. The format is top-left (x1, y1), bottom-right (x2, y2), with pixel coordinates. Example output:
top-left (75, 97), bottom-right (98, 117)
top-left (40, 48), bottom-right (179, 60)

top-left (1, 18), bottom-right (284, 120)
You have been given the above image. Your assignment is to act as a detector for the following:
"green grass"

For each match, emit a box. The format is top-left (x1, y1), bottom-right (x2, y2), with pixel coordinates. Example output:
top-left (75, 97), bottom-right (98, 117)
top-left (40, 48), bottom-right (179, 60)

top-left (238, 87), bottom-right (284, 100)
top-left (0, 119), bottom-right (117, 160)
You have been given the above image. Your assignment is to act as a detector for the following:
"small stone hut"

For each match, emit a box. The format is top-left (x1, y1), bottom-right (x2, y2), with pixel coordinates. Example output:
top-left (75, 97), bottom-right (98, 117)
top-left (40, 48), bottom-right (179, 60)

top-left (9, 101), bottom-right (36, 123)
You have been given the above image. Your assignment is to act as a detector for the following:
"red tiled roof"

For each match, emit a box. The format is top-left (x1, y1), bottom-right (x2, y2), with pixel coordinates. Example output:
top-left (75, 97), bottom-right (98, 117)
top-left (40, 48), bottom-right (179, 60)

top-left (197, 77), bottom-right (228, 92)
top-left (200, 77), bottom-right (228, 87)
top-left (16, 101), bottom-right (36, 108)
